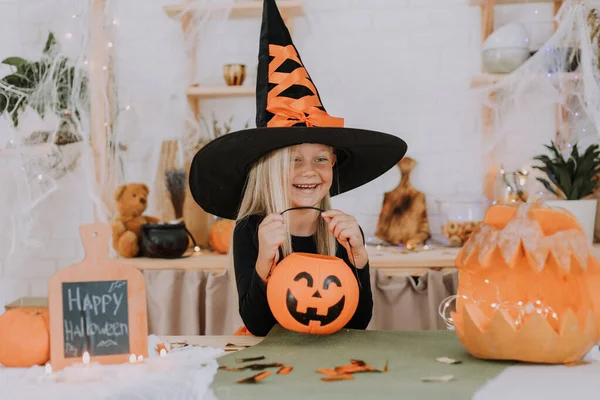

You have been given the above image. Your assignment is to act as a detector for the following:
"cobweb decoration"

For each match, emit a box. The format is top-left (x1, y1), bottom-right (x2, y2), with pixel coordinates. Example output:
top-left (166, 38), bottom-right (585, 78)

top-left (473, 0), bottom-right (600, 196)
top-left (0, 0), bottom-right (92, 275)
top-left (0, 344), bottom-right (224, 400)
top-left (0, 0), bottom-right (250, 282)
top-left (0, 32), bottom-right (89, 205)
top-left (0, 0), bottom-right (237, 276)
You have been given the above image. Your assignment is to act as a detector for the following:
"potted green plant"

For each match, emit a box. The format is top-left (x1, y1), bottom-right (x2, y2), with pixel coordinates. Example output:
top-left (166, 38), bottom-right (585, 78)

top-left (532, 140), bottom-right (600, 243)
top-left (0, 31), bottom-right (88, 128)
top-left (0, 31), bottom-right (89, 179)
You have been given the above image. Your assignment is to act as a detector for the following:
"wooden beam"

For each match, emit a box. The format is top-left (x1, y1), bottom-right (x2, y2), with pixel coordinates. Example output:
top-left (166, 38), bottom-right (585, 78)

top-left (186, 85), bottom-right (255, 98)
top-left (89, 0), bottom-right (114, 222)
top-left (553, 1), bottom-right (563, 31)
top-left (164, 0), bottom-right (304, 20)
top-left (470, 0), bottom-right (557, 5)
top-left (480, 0), bottom-right (495, 45)
top-left (479, 0), bottom-right (496, 204)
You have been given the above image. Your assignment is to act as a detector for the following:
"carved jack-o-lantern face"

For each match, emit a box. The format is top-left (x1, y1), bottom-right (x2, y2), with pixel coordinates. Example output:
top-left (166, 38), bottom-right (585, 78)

top-left (267, 252), bottom-right (359, 335)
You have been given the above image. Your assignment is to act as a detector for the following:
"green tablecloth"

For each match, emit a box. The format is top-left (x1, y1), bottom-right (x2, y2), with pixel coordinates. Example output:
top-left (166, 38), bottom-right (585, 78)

top-left (210, 325), bottom-right (514, 399)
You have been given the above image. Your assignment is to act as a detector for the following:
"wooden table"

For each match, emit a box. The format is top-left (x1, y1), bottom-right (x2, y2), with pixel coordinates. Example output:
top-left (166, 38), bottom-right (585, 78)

top-left (160, 330), bottom-right (600, 400)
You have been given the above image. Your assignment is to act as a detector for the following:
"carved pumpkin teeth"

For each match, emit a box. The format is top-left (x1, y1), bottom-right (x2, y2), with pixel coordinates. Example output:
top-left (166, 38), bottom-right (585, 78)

top-left (453, 304), bottom-right (598, 364)
top-left (457, 202), bottom-right (592, 272)
top-left (296, 304), bottom-right (308, 314)
top-left (317, 306), bottom-right (329, 316)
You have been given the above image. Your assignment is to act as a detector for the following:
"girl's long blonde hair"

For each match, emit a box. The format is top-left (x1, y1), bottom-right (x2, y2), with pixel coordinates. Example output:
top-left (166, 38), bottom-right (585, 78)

top-left (226, 146), bottom-right (337, 297)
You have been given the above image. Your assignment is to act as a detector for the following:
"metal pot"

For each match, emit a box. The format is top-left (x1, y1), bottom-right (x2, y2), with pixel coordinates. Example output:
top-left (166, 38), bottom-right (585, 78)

top-left (139, 222), bottom-right (197, 259)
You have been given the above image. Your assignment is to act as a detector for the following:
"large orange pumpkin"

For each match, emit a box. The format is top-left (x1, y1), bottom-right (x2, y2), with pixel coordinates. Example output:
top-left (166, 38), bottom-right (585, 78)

top-left (209, 219), bottom-right (234, 254)
top-left (266, 252), bottom-right (359, 335)
top-left (0, 308), bottom-right (50, 367)
top-left (451, 201), bottom-right (600, 364)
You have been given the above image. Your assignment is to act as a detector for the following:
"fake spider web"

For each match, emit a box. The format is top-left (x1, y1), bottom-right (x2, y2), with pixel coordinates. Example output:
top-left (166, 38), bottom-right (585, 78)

top-left (0, 0), bottom-right (94, 277)
top-left (0, 0), bottom-right (236, 280)
top-left (474, 0), bottom-right (600, 202)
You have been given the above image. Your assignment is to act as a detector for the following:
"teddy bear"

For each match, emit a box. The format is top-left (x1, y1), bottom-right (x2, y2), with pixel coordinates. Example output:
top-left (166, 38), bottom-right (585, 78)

top-left (111, 183), bottom-right (160, 258)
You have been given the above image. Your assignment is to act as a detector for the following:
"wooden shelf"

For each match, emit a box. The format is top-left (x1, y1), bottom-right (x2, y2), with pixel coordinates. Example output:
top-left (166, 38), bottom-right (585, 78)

top-left (471, 0), bottom-right (565, 203)
top-left (186, 85), bottom-right (255, 98)
top-left (164, 0), bottom-right (304, 19)
top-left (116, 244), bottom-right (462, 272)
top-left (470, 0), bottom-right (558, 5)
top-left (471, 73), bottom-right (507, 87)
top-left (471, 72), bottom-right (579, 87)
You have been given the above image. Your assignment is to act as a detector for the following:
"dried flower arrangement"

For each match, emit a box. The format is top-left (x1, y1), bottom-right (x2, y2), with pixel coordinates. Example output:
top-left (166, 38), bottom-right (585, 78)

top-left (165, 168), bottom-right (186, 220)
top-left (184, 113), bottom-right (251, 161)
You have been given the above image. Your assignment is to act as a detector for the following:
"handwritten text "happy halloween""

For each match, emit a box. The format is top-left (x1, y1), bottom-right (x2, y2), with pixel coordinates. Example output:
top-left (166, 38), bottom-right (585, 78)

top-left (66, 287), bottom-right (124, 316)
top-left (64, 317), bottom-right (128, 342)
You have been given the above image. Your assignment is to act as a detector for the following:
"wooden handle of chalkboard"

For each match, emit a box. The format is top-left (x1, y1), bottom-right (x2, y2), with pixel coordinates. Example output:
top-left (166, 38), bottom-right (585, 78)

top-left (79, 224), bottom-right (111, 262)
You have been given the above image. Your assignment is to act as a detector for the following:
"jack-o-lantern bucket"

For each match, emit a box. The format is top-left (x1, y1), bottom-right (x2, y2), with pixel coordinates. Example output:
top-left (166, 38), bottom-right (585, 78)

top-left (266, 252), bottom-right (359, 335)
top-left (448, 201), bottom-right (600, 364)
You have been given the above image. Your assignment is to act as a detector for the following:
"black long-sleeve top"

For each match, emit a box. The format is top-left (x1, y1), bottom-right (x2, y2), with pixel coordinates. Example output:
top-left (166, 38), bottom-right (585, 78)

top-left (232, 214), bottom-right (373, 336)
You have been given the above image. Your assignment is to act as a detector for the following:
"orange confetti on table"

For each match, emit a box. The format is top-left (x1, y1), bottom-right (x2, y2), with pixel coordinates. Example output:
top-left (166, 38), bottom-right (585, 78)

top-left (277, 366), bottom-right (293, 375)
top-left (237, 371), bottom-right (271, 384)
top-left (321, 374), bottom-right (354, 382)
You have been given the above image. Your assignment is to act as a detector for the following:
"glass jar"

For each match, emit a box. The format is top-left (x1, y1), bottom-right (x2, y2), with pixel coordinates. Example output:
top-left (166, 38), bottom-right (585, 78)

top-left (437, 198), bottom-right (488, 247)
top-left (493, 166), bottom-right (531, 204)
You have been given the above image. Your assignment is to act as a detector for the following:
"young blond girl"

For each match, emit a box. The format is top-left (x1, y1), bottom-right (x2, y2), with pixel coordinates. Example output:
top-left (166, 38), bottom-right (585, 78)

top-left (187, 0), bottom-right (407, 336)
top-left (231, 143), bottom-right (373, 336)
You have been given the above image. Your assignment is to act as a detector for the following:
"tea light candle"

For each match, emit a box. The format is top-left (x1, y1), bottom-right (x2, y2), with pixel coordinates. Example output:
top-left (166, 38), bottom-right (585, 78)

top-left (61, 351), bottom-right (103, 383)
top-left (37, 362), bottom-right (59, 383)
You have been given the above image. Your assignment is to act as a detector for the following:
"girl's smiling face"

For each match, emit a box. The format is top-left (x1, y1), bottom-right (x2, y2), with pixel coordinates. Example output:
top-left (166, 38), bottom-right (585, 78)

top-left (289, 143), bottom-right (336, 208)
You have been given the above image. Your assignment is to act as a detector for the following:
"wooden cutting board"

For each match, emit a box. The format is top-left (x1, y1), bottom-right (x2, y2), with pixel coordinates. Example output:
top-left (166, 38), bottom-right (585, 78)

top-left (375, 157), bottom-right (431, 247)
top-left (48, 223), bottom-right (148, 370)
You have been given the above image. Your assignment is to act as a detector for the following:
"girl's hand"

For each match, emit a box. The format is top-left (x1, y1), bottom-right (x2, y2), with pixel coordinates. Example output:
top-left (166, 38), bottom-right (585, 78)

top-left (321, 209), bottom-right (368, 269)
top-left (256, 213), bottom-right (285, 281)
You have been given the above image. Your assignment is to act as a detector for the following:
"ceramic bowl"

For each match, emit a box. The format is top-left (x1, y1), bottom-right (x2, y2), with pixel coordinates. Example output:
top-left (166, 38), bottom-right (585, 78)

top-left (482, 47), bottom-right (530, 74)
top-left (223, 64), bottom-right (246, 86)
top-left (483, 22), bottom-right (530, 51)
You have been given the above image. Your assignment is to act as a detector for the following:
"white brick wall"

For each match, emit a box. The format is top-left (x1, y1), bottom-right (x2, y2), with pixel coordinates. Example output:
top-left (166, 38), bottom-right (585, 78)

top-left (0, 0), bottom-right (557, 310)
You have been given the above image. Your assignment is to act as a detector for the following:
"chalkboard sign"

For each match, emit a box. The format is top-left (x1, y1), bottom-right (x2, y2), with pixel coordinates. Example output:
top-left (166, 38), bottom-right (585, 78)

top-left (62, 280), bottom-right (130, 358)
top-left (49, 224), bottom-right (148, 370)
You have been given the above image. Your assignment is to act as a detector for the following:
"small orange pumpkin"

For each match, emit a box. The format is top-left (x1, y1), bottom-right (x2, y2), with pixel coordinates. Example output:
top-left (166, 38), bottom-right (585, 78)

top-left (451, 201), bottom-right (600, 364)
top-left (209, 219), bottom-right (234, 254)
top-left (0, 308), bottom-right (50, 367)
top-left (266, 252), bottom-right (359, 335)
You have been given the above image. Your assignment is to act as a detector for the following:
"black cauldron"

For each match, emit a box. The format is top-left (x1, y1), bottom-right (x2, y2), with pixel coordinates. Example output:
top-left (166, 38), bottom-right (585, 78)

top-left (139, 222), bottom-right (197, 259)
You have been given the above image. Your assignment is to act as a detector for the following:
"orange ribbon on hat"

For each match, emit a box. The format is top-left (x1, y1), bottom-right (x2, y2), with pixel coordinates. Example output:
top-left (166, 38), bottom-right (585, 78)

top-left (266, 44), bottom-right (344, 128)
top-left (267, 95), bottom-right (344, 128)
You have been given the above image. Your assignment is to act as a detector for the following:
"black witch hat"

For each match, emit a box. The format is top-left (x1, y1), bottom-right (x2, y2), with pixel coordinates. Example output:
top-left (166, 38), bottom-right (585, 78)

top-left (189, 0), bottom-right (408, 220)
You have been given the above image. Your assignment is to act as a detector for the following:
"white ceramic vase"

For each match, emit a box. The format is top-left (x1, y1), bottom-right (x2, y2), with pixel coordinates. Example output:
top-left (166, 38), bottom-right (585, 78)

top-left (544, 199), bottom-right (598, 244)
